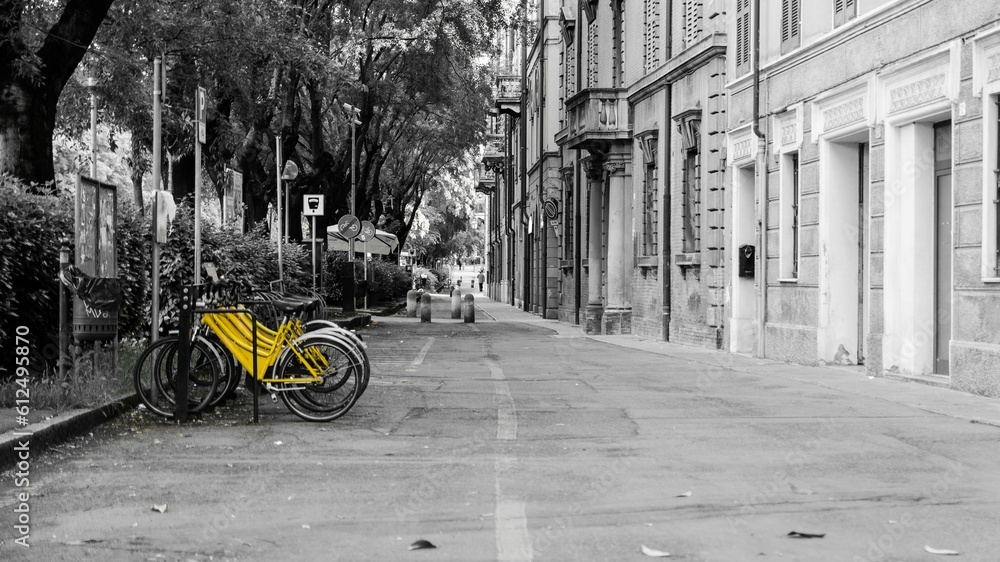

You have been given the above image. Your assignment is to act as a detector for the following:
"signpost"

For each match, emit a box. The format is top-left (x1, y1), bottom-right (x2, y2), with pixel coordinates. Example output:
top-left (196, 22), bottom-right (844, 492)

top-left (194, 86), bottom-right (206, 285)
top-left (337, 213), bottom-right (360, 312)
top-left (303, 195), bottom-right (325, 292)
top-left (358, 220), bottom-right (375, 309)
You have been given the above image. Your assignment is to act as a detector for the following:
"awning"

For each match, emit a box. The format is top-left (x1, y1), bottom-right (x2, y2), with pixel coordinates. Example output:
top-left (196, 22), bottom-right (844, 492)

top-left (327, 225), bottom-right (399, 255)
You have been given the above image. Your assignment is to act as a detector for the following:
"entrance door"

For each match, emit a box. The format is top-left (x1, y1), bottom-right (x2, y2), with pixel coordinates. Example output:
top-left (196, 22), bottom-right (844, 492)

top-left (934, 123), bottom-right (952, 375)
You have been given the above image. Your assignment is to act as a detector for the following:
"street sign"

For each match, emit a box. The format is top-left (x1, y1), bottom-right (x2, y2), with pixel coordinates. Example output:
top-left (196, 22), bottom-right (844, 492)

top-left (304, 194), bottom-right (325, 217)
top-left (196, 86), bottom-right (207, 144)
top-left (337, 214), bottom-right (361, 239)
top-left (358, 220), bottom-right (376, 242)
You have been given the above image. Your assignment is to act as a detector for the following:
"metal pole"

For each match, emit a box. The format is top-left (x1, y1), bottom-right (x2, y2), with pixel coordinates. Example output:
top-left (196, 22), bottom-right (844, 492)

top-left (364, 240), bottom-right (368, 310)
top-left (276, 137), bottom-right (284, 283)
top-left (58, 245), bottom-right (69, 382)
top-left (151, 58), bottom-right (162, 343)
top-left (194, 90), bottom-right (202, 286)
top-left (312, 215), bottom-right (317, 292)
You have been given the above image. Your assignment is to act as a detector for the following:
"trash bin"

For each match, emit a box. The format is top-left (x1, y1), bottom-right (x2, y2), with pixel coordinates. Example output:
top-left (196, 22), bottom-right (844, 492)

top-left (61, 266), bottom-right (121, 342)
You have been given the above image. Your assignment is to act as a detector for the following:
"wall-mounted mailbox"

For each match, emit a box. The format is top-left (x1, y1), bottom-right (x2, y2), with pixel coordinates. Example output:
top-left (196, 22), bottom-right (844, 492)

top-left (738, 244), bottom-right (755, 278)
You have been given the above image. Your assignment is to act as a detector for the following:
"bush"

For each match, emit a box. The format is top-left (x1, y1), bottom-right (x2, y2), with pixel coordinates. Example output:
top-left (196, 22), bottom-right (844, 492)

top-left (322, 252), bottom-right (411, 309)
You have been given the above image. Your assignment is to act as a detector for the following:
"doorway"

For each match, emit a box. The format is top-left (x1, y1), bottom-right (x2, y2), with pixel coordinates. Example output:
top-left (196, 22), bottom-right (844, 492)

top-left (730, 164), bottom-right (756, 353)
top-left (934, 122), bottom-right (952, 375)
top-left (819, 136), bottom-right (868, 365)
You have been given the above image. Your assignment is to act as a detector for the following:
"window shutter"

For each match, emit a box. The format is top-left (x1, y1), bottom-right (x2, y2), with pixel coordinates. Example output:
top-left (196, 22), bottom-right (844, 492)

top-left (735, 0), bottom-right (750, 73)
top-left (781, 0), bottom-right (800, 54)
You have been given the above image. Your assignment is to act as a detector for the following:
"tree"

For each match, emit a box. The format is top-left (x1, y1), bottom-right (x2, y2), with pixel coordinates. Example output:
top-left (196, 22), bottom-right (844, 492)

top-left (0, 0), bottom-right (116, 186)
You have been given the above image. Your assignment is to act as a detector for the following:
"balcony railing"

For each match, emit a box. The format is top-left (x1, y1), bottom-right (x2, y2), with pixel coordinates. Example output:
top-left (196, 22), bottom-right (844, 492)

top-left (496, 75), bottom-right (521, 117)
top-left (560, 87), bottom-right (631, 151)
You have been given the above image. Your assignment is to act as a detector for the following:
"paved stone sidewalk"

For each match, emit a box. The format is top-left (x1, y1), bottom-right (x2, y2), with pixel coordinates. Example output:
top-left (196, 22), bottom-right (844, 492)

top-left (473, 294), bottom-right (1000, 428)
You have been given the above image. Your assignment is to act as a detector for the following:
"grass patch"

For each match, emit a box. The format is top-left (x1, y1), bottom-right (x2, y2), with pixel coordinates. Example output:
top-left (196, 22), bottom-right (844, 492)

top-left (0, 340), bottom-right (141, 412)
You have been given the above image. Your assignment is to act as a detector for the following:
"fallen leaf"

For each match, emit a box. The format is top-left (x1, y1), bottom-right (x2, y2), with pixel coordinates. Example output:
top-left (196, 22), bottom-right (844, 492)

top-left (409, 539), bottom-right (436, 550)
top-left (302, 524), bottom-right (310, 529)
top-left (787, 531), bottom-right (825, 539)
top-left (640, 544), bottom-right (671, 557)
top-left (274, 441), bottom-right (283, 446)
top-left (151, 504), bottom-right (167, 513)
top-left (790, 484), bottom-right (815, 495)
top-left (924, 546), bottom-right (960, 555)
top-left (675, 491), bottom-right (692, 497)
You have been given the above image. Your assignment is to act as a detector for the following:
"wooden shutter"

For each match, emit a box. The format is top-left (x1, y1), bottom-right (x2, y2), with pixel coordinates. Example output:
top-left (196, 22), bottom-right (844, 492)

top-left (735, 0), bottom-right (750, 74)
top-left (835, 0), bottom-right (856, 27)
top-left (781, 0), bottom-right (800, 54)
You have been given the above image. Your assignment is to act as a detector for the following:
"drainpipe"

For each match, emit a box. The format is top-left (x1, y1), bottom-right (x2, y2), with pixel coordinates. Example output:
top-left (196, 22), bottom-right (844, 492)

top-left (573, 4), bottom-right (583, 325)
top-left (520, 0), bottom-right (530, 312)
top-left (540, 29), bottom-right (547, 319)
top-left (661, 0), bottom-right (673, 342)
top-left (753, 0), bottom-right (768, 358)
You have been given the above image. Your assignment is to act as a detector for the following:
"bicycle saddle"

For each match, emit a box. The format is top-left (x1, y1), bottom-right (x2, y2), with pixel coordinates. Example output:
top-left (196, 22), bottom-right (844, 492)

top-left (281, 294), bottom-right (321, 313)
top-left (269, 298), bottom-right (308, 315)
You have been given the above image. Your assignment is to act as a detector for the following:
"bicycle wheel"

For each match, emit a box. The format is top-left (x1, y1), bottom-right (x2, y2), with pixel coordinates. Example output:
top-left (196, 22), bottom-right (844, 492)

top-left (133, 338), bottom-right (179, 418)
top-left (151, 337), bottom-right (220, 414)
top-left (304, 322), bottom-right (371, 394)
top-left (275, 336), bottom-right (361, 422)
top-left (198, 335), bottom-right (236, 406)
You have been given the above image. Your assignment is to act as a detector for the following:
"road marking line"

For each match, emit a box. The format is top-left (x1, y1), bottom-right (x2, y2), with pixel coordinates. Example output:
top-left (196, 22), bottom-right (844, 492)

top-left (495, 457), bottom-right (534, 561)
top-left (488, 360), bottom-right (517, 440)
top-left (405, 337), bottom-right (434, 372)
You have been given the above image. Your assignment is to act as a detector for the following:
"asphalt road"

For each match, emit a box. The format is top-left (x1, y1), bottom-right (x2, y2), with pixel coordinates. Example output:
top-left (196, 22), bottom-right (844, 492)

top-left (1, 295), bottom-right (999, 561)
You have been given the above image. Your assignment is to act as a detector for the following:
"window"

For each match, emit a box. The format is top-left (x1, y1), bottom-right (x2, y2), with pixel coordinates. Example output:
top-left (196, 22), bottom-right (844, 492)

top-left (735, 0), bottom-right (751, 75)
top-left (683, 0), bottom-right (702, 49)
top-left (780, 152), bottom-right (801, 279)
top-left (680, 118), bottom-right (701, 253)
top-left (988, 95), bottom-right (1000, 277)
top-left (613, 0), bottom-right (625, 87)
top-left (564, 176), bottom-right (574, 258)
top-left (643, 0), bottom-right (661, 73)
top-left (834, 0), bottom-right (856, 28)
top-left (780, 0), bottom-right (800, 54)
top-left (643, 162), bottom-right (659, 256)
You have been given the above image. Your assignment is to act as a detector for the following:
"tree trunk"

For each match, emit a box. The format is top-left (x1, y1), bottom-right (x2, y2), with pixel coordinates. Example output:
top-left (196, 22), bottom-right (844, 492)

top-left (0, 80), bottom-right (58, 188)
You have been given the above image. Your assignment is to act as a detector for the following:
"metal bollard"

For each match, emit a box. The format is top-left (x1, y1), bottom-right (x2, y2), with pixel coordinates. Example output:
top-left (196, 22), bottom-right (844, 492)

top-left (462, 293), bottom-right (475, 323)
top-left (420, 292), bottom-right (432, 323)
top-left (451, 288), bottom-right (462, 319)
top-left (406, 289), bottom-right (419, 318)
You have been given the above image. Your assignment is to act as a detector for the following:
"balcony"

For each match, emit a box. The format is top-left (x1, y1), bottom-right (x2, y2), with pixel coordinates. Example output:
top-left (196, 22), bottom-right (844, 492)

top-left (560, 88), bottom-right (631, 152)
top-left (495, 75), bottom-right (521, 117)
top-left (475, 162), bottom-right (497, 195)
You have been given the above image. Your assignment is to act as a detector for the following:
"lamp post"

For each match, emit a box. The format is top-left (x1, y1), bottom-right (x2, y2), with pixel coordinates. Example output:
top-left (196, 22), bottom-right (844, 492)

top-left (342, 102), bottom-right (362, 313)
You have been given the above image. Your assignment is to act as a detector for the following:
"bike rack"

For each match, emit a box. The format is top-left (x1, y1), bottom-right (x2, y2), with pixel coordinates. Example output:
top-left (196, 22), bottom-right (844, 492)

top-left (175, 283), bottom-right (262, 423)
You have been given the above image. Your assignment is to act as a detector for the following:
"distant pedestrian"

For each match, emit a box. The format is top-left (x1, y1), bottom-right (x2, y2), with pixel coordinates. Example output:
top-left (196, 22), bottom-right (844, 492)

top-left (477, 269), bottom-right (485, 292)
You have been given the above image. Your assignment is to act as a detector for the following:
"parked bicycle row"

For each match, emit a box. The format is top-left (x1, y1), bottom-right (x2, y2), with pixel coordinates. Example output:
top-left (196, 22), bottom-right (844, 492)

top-left (132, 278), bottom-right (370, 422)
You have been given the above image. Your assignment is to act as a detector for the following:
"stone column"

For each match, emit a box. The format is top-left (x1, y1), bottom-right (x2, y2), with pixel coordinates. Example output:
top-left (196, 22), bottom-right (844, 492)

top-left (584, 158), bottom-right (605, 334)
top-left (602, 158), bottom-right (632, 335)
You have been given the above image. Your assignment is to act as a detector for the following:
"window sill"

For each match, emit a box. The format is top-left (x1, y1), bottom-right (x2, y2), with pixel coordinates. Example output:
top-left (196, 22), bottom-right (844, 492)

top-left (675, 253), bottom-right (700, 268)
top-left (636, 256), bottom-right (658, 269)
top-left (983, 278), bottom-right (1000, 284)
top-left (777, 278), bottom-right (799, 284)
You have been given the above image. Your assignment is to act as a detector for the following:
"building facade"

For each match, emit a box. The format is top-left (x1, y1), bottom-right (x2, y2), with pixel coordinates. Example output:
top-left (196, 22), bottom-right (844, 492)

top-left (727, 0), bottom-right (1000, 397)
top-left (481, 0), bottom-right (1000, 398)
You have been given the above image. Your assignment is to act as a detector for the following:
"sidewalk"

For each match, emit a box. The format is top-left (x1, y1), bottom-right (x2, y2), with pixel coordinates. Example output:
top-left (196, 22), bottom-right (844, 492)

top-left (473, 294), bottom-right (1000, 428)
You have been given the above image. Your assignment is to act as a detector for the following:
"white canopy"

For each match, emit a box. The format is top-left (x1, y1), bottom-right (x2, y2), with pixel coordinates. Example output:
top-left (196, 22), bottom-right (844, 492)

top-left (327, 225), bottom-right (399, 255)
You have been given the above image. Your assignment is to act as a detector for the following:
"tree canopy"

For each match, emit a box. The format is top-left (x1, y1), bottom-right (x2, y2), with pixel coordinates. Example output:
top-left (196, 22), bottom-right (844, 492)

top-left (2, 0), bottom-right (502, 255)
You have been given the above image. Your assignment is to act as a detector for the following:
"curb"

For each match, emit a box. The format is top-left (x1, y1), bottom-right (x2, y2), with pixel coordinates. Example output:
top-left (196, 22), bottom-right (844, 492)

top-left (332, 313), bottom-right (371, 330)
top-left (0, 394), bottom-right (140, 470)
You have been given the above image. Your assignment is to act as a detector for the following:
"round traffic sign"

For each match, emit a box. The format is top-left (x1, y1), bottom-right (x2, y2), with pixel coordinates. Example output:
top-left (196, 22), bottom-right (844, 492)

top-left (337, 214), bottom-right (361, 239)
top-left (358, 220), bottom-right (376, 243)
